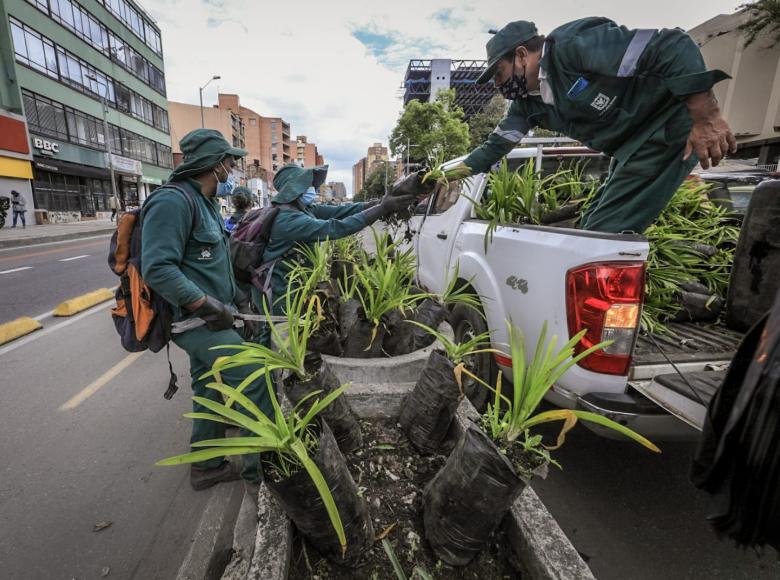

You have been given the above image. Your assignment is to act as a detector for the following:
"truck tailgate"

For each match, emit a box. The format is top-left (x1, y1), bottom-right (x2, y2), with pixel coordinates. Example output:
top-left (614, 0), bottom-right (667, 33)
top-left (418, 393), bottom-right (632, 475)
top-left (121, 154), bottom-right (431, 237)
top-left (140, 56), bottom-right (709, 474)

top-left (630, 322), bottom-right (743, 430)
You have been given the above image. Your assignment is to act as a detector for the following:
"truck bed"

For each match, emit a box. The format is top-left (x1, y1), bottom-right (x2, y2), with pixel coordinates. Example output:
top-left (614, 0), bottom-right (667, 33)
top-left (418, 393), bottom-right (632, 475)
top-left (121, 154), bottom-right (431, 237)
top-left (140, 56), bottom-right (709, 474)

top-left (633, 322), bottom-right (743, 369)
top-left (630, 322), bottom-right (743, 430)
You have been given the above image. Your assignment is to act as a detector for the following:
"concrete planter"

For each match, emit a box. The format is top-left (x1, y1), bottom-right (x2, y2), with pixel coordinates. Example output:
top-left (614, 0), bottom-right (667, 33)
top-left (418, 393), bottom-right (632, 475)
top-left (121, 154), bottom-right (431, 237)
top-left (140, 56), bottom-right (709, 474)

top-left (223, 365), bottom-right (594, 580)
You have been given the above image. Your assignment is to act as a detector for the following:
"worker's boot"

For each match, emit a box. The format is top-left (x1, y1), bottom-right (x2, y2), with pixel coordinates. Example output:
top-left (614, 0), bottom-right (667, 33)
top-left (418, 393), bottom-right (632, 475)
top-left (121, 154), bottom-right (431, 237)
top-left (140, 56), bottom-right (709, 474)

top-left (190, 461), bottom-right (241, 491)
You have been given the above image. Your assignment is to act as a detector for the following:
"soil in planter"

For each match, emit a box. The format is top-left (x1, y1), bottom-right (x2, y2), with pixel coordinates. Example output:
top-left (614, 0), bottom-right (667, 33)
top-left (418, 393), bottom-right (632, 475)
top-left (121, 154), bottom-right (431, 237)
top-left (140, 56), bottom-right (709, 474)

top-left (288, 419), bottom-right (521, 580)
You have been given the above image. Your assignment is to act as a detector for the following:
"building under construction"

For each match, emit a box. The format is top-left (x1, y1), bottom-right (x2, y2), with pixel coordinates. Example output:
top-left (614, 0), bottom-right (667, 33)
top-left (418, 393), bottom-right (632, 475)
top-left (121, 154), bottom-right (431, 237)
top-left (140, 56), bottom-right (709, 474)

top-left (403, 59), bottom-right (500, 119)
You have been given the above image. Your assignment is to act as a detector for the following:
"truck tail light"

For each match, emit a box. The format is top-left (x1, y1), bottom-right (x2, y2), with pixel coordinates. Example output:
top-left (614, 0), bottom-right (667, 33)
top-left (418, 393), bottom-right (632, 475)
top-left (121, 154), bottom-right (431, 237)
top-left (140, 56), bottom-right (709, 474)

top-left (566, 262), bottom-right (645, 376)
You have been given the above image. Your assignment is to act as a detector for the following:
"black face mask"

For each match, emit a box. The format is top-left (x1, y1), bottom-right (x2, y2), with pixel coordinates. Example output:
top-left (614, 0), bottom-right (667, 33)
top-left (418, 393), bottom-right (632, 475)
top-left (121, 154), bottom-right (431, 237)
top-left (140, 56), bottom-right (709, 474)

top-left (498, 61), bottom-right (528, 100)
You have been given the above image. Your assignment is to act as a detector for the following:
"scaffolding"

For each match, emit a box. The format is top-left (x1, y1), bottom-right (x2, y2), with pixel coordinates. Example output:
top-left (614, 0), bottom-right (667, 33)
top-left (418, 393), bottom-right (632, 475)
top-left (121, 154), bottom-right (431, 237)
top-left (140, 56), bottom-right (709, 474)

top-left (403, 60), bottom-right (500, 118)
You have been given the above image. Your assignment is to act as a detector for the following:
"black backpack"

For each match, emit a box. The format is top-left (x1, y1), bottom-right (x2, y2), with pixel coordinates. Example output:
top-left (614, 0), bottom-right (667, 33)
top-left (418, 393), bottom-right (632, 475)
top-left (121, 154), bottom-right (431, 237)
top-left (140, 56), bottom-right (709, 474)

top-left (108, 183), bottom-right (198, 399)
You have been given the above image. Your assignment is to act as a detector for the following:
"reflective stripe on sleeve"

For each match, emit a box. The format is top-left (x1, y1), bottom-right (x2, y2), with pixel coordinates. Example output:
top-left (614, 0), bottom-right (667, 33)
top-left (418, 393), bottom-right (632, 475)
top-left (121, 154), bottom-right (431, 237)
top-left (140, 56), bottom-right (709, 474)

top-left (617, 29), bottom-right (656, 77)
top-left (492, 127), bottom-right (526, 143)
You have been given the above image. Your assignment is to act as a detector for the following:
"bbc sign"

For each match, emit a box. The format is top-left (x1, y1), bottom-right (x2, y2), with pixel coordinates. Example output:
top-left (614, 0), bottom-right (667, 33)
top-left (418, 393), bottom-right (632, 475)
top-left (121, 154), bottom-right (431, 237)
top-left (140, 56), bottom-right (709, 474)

top-left (33, 137), bottom-right (60, 154)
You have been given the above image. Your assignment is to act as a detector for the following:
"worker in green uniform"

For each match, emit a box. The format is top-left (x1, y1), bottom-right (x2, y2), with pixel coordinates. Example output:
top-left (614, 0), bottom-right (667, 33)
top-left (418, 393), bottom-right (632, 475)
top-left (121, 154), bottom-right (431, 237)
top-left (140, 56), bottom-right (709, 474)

top-left (450, 18), bottom-right (736, 233)
top-left (254, 163), bottom-right (415, 313)
top-left (141, 129), bottom-right (270, 489)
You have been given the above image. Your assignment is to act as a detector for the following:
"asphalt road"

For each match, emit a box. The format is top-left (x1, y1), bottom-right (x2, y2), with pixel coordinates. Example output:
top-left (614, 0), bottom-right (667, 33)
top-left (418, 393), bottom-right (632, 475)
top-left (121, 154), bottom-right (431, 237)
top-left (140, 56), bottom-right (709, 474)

top-left (0, 236), bottom-right (117, 324)
top-left (0, 294), bottom-right (221, 578)
top-left (531, 419), bottom-right (780, 580)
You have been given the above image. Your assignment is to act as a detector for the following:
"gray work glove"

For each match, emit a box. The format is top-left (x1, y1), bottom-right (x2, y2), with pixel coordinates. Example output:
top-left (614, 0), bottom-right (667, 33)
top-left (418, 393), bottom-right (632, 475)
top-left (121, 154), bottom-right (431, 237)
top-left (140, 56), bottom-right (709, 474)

top-left (193, 296), bottom-right (234, 331)
top-left (390, 170), bottom-right (435, 198)
top-left (360, 193), bottom-right (416, 225)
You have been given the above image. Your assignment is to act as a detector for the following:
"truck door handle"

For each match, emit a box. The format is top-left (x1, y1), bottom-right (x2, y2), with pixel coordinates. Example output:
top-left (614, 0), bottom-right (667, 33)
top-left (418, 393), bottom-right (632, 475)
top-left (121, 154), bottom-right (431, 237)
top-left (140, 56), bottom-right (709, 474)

top-left (437, 232), bottom-right (448, 240)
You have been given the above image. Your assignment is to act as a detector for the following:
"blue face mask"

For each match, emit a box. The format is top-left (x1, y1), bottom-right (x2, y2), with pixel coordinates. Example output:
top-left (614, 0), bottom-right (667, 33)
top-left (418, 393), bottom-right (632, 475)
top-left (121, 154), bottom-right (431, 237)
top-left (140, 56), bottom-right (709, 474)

top-left (300, 187), bottom-right (317, 206)
top-left (214, 162), bottom-right (235, 196)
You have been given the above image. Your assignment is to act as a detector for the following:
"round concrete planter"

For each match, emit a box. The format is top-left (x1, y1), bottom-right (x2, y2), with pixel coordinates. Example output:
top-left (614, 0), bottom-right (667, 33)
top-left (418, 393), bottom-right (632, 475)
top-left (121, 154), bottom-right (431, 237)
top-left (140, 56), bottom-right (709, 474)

top-left (322, 323), bottom-right (454, 386)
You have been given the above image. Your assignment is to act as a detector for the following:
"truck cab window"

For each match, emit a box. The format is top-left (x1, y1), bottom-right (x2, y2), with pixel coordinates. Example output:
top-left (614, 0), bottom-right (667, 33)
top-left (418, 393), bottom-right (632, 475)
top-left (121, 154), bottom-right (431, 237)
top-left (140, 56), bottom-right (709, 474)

top-left (429, 179), bottom-right (462, 215)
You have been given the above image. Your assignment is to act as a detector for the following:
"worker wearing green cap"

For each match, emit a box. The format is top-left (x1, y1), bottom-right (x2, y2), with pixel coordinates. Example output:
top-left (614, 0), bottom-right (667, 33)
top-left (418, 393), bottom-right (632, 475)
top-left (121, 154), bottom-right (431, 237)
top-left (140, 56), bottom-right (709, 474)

top-left (254, 163), bottom-right (415, 313)
top-left (449, 18), bottom-right (735, 233)
top-left (141, 128), bottom-right (271, 489)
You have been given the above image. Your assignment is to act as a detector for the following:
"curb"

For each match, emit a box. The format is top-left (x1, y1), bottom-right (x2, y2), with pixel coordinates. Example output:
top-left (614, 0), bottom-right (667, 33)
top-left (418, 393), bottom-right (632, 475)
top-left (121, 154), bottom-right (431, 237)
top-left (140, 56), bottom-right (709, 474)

top-left (0, 316), bottom-right (43, 346)
top-left (0, 228), bottom-right (115, 249)
top-left (53, 288), bottom-right (115, 317)
top-left (175, 481), bottom-right (244, 580)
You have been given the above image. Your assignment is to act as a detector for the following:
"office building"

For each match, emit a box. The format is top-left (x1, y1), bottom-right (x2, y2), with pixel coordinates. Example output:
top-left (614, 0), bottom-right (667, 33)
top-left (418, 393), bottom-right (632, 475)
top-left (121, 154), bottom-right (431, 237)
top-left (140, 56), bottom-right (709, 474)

top-left (403, 59), bottom-right (499, 120)
top-left (3, 0), bottom-right (173, 221)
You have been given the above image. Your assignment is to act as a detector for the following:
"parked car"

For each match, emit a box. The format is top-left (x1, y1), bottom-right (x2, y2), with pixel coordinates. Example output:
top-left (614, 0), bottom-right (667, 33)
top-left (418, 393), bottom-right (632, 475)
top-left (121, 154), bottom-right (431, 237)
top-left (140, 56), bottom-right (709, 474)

top-left (693, 161), bottom-right (778, 216)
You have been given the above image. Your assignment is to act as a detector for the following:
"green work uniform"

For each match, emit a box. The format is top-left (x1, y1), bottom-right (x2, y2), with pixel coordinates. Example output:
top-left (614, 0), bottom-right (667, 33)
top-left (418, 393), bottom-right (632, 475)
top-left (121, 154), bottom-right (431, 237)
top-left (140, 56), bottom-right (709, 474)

top-left (260, 201), bottom-right (372, 312)
top-left (464, 17), bottom-right (730, 233)
top-left (141, 178), bottom-right (271, 482)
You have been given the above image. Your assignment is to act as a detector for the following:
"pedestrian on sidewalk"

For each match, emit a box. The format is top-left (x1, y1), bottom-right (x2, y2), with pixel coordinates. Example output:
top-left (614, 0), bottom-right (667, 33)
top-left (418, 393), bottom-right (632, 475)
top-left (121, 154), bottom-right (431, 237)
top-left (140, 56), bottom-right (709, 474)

top-left (141, 128), bottom-right (271, 490)
top-left (11, 191), bottom-right (26, 228)
top-left (109, 195), bottom-right (118, 222)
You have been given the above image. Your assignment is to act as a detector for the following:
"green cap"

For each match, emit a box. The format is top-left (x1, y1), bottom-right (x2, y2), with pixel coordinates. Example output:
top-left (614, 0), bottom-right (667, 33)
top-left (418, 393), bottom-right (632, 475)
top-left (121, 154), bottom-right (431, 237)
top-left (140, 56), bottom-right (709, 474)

top-left (168, 128), bottom-right (247, 181)
top-left (476, 20), bottom-right (539, 84)
top-left (272, 164), bottom-right (329, 204)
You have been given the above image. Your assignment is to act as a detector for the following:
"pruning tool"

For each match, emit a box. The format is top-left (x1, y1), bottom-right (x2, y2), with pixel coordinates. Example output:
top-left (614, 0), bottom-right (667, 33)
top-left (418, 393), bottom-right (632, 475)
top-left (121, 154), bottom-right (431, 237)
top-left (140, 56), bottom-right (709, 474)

top-left (171, 313), bottom-right (288, 335)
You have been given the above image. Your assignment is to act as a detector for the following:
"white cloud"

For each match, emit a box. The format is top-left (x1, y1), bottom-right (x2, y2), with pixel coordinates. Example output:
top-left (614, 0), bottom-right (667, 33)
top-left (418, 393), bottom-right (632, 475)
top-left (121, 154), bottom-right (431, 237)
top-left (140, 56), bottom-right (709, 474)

top-left (148, 0), bottom-right (741, 194)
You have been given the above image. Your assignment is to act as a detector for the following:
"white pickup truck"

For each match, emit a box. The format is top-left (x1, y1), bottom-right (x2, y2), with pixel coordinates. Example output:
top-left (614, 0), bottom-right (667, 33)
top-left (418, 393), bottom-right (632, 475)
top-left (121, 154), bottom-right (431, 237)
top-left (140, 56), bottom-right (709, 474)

top-left (408, 141), bottom-right (744, 439)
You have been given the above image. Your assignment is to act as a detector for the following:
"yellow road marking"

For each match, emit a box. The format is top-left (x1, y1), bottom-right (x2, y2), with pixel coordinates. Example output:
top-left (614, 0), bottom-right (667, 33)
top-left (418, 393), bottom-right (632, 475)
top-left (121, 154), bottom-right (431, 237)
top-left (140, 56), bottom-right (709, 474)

top-left (59, 352), bottom-right (144, 411)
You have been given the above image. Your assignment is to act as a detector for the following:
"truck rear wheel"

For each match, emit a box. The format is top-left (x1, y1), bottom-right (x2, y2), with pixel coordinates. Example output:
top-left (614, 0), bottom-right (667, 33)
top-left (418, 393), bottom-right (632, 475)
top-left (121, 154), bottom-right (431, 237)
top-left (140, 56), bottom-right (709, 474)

top-left (451, 303), bottom-right (498, 411)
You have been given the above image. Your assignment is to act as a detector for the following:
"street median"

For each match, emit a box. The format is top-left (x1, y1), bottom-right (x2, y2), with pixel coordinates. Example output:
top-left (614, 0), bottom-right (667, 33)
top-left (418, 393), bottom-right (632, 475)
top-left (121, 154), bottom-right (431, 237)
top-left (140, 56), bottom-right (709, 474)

top-left (53, 288), bottom-right (115, 317)
top-left (0, 317), bottom-right (43, 345)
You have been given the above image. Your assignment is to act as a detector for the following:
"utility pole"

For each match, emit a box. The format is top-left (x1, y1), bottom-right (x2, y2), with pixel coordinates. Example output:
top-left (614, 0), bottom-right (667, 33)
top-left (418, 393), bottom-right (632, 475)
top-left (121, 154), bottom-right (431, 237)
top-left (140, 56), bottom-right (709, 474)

top-left (86, 74), bottom-right (118, 212)
top-left (199, 75), bottom-right (221, 127)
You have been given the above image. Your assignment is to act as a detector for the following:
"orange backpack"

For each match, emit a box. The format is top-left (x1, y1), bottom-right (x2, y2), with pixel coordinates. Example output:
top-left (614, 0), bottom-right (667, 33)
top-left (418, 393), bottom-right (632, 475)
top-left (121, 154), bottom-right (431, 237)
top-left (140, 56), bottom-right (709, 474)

top-left (108, 184), bottom-right (197, 399)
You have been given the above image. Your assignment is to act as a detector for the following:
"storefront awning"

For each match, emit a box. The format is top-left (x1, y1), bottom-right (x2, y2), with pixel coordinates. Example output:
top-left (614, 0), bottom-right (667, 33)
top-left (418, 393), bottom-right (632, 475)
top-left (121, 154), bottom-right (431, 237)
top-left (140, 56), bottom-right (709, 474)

top-left (33, 156), bottom-right (111, 179)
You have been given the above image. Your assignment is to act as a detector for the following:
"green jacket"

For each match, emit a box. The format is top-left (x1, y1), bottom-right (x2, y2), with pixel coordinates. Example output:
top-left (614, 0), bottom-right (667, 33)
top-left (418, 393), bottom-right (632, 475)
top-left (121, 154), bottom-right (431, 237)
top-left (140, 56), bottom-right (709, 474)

top-left (262, 201), bottom-right (370, 307)
top-left (141, 178), bottom-right (236, 321)
top-left (464, 17), bottom-right (729, 173)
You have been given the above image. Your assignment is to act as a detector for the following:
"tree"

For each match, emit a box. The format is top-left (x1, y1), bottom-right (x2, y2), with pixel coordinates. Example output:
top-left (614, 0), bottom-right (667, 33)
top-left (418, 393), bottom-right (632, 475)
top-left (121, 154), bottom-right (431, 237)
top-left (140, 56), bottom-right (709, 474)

top-left (389, 89), bottom-right (470, 168)
top-left (739, 1), bottom-right (780, 47)
top-left (467, 95), bottom-right (508, 148)
top-left (358, 161), bottom-right (393, 201)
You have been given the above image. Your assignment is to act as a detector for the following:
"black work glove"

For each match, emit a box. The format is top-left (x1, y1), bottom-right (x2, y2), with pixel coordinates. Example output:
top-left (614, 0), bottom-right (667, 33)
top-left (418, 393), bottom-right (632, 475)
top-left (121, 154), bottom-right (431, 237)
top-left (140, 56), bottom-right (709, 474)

top-left (193, 296), bottom-right (234, 331)
top-left (390, 169), bottom-right (435, 198)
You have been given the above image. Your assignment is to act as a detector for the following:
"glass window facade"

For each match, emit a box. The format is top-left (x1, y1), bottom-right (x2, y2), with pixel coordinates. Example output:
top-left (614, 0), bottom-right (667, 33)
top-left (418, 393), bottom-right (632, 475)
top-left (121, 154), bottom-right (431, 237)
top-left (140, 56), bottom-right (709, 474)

top-left (101, 0), bottom-right (161, 55)
top-left (23, 89), bottom-right (173, 169)
top-left (24, 0), bottom-right (166, 96)
top-left (10, 19), bottom-right (169, 132)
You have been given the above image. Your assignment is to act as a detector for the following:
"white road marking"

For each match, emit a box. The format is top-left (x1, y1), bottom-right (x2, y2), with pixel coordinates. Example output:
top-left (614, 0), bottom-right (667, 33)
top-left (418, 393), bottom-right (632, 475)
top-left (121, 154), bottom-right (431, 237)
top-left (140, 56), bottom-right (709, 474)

top-left (59, 351), bottom-right (145, 411)
top-left (0, 266), bottom-right (32, 274)
top-left (58, 254), bottom-right (90, 262)
top-left (0, 301), bottom-right (112, 357)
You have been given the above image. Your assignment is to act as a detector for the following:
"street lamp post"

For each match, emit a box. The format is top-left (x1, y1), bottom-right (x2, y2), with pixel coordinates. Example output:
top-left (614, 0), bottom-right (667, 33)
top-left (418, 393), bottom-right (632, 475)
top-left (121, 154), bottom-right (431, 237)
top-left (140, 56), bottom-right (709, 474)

top-left (86, 74), bottom-right (119, 211)
top-left (199, 75), bottom-right (221, 127)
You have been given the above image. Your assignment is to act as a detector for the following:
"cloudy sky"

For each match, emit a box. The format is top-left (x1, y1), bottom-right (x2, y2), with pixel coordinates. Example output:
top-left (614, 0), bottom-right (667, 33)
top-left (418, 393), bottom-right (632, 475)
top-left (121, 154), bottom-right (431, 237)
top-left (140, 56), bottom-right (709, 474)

top-left (147, 0), bottom-right (742, 193)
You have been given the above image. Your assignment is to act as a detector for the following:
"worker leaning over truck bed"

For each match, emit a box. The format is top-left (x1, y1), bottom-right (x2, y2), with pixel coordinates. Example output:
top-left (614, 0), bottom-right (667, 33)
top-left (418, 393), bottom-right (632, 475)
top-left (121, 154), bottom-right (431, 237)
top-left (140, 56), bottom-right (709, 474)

top-left (441, 18), bottom-right (736, 234)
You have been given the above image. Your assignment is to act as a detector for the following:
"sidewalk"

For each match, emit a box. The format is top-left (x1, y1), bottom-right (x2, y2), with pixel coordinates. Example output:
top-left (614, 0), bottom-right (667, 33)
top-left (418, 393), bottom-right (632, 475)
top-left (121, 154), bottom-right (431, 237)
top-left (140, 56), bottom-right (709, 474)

top-left (0, 219), bottom-right (116, 249)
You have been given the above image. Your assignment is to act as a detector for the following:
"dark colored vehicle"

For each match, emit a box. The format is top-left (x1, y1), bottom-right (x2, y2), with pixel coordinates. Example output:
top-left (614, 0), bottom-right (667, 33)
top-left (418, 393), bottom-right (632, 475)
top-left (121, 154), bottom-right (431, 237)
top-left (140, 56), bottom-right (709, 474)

top-left (694, 165), bottom-right (778, 216)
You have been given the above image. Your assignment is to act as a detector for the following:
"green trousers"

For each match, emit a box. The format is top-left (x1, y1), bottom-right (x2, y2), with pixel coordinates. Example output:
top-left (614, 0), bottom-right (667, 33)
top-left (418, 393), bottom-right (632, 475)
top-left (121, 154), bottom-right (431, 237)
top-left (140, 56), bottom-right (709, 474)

top-left (580, 118), bottom-right (699, 234)
top-left (173, 325), bottom-right (273, 483)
